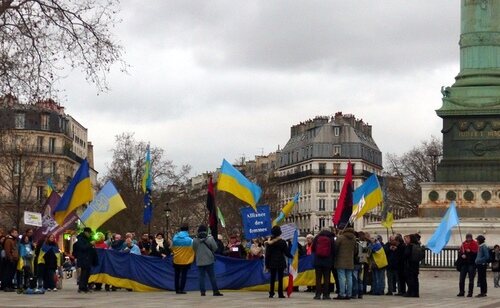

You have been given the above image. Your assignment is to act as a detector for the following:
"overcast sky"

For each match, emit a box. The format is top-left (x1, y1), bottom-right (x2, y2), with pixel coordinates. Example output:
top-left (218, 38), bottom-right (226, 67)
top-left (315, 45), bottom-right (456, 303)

top-left (59, 1), bottom-right (461, 178)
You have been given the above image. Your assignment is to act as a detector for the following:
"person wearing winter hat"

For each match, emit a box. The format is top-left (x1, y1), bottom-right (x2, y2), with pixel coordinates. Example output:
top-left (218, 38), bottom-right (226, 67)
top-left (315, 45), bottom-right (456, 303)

top-left (192, 225), bottom-right (223, 296)
top-left (265, 225), bottom-right (293, 298)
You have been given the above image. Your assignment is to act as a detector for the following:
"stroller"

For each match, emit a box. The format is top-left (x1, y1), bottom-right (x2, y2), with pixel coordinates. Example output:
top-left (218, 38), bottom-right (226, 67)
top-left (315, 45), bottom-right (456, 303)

top-left (63, 257), bottom-right (74, 279)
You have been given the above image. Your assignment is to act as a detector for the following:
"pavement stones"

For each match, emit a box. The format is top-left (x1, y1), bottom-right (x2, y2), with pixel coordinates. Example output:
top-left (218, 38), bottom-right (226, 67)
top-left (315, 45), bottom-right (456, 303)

top-left (0, 270), bottom-right (498, 307)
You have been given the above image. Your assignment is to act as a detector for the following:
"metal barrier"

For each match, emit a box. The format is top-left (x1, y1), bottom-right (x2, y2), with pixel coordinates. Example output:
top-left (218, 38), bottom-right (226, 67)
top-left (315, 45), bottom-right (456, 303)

top-left (421, 246), bottom-right (459, 268)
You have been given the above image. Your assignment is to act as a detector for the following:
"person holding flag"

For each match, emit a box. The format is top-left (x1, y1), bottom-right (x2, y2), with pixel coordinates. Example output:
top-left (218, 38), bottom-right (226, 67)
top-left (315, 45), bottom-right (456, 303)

top-left (265, 225), bottom-right (293, 299)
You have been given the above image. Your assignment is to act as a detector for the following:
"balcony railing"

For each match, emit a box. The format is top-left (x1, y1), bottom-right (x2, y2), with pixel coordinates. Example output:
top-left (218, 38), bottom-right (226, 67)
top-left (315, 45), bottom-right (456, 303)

top-left (421, 247), bottom-right (459, 268)
top-left (276, 168), bottom-right (374, 182)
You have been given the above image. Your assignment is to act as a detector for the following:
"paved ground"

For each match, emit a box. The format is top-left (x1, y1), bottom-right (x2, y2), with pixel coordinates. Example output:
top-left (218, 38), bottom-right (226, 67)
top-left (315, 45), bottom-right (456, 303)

top-left (0, 270), bottom-right (499, 308)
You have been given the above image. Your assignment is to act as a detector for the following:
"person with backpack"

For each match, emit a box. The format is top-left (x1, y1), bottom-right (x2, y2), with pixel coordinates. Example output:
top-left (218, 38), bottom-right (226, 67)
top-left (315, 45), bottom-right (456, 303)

top-left (311, 227), bottom-right (335, 300)
top-left (265, 225), bottom-right (293, 299)
top-left (334, 227), bottom-right (357, 300)
top-left (192, 225), bottom-right (223, 297)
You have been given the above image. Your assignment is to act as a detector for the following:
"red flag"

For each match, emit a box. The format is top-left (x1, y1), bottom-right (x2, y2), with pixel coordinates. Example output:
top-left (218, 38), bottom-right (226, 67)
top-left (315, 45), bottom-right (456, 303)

top-left (33, 191), bottom-right (78, 242)
top-left (206, 176), bottom-right (218, 239)
top-left (332, 162), bottom-right (353, 227)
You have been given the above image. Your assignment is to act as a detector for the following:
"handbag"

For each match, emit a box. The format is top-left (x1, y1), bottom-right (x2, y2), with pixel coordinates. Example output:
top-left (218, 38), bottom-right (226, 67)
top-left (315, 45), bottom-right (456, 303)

top-left (454, 256), bottom-right (463, 272)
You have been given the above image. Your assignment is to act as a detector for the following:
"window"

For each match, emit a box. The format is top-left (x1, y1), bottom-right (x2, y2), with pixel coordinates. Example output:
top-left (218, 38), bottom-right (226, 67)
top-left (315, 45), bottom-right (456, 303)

top-left (48, 138), bottom-right (56, 153)
top-left (37, 136), bottom-right (44, 152)
top-left (41, 114), bottom-right (49, 130)
top-left (319, 163), bottom-right (326, 175)
top-left (37, 186), bottom-right (44, 201)
top-left (334, 181), bottom-right (340, 192)
top-left (15, 113), bottom-right (25, 129)
top-left (333, 163), bottom-right (340, 175)
top-left (319, 217), bottom-right (325, 229)
top-left (319, 181), bottom-right (326, 193)
top-left (334, 126), bottom-right (340, 136)
top-left (14, 160), bottom-right (21, 175)
top-left (333, 199), bottom-right (338, 210)
top-left (334, 145), bottom-right (341, 156)
top-left (50, 161), bottom-right (57, 176)
top-left (318, 199), bottom-right (325, 211)
top-left (37, 161), bottom-right (44, 176)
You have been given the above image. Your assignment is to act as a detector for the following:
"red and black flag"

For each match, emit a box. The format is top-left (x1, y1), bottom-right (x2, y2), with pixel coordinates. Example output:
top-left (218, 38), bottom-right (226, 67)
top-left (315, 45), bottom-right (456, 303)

top-left (332, 161), bottom-right (353, 228)
top-left (207, 176), bottom-right (218, 239)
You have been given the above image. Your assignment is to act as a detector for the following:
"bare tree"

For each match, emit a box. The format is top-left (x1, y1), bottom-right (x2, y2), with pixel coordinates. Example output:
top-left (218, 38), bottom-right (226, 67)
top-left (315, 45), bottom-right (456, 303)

top-left (0, 132), bottom-right (39, 229)
top-left (385, 136), bottom-right (442, 216)
top-left (0, 0), bottom-right (124, 100)
top-left (102, 132), bottom-right (191, 234)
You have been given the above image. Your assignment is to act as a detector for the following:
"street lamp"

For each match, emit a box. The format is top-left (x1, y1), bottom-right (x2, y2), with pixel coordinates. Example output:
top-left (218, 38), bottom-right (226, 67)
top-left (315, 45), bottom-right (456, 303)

top-left (164, 204), bottom-right (171, 241)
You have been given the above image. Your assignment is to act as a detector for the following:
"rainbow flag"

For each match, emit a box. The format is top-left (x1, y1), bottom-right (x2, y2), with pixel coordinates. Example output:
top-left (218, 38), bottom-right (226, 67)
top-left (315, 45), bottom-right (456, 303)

top-left (52, 159), bottom-right (93, 225)
top-left (217, 159), bottom-right (261, 211)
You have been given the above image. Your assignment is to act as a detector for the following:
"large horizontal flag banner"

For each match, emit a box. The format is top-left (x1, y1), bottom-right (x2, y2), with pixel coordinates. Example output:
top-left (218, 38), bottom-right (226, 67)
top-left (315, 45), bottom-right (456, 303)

top-left (90, 249), bottom-right (318, 292)
top-left (351, 173), bottom-right (383, 219)
top-left (80, 181), bottom-right (127, 230)
top-left (241, 205), bottom-right (272, 240)
top-left (53, 159), bottom-right (93, 225)
top-left (217, 159), bottom-right (262, 210)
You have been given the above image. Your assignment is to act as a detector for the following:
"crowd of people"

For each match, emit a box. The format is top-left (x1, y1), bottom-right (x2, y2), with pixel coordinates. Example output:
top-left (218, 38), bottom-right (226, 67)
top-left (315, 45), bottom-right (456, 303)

top-left (0, 225), bottom-right (499, 300)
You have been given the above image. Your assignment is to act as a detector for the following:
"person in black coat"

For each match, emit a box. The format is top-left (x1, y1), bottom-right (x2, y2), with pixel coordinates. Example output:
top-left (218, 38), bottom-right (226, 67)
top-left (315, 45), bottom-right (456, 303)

top-left (150, 233), bottom-right (170, 258)
top-left (265, 226), bottom-right (293, 298)
top-left (403, 234), bottom-right (421, 298)
top-left (72, 228), bottom-right (97, 293)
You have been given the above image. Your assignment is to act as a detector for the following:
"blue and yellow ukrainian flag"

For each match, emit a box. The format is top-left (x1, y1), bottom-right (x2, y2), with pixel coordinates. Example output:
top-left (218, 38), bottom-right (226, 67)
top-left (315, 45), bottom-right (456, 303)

top-left (217, 159), bottom-right (262, 211)
top-left (80, 181), bottom-right (127, 230)
top-left (351, 173), bottom-right (383, 220)
top-left (273, 192), bottom-right (300, 226)
top-left (45, 178), bottom-right (55, 198)
top-left (53, 159), bottom-right (93, 225)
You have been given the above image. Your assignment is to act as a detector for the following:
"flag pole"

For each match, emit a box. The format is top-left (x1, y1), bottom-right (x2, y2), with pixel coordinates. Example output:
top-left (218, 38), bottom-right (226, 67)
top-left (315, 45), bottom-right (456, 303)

top-left (456, 205), bottom-right (463, 244)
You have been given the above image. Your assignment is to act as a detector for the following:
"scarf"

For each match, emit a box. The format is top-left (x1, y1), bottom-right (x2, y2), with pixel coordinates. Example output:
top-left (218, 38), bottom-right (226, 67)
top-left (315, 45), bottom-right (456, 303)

top-left (155, 238), bottom-right (164, 249)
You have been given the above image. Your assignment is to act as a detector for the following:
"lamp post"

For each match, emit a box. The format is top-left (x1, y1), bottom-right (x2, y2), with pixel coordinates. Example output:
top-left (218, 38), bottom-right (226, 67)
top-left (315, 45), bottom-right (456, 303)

top-left (164, 204), bottom-right (171, 241)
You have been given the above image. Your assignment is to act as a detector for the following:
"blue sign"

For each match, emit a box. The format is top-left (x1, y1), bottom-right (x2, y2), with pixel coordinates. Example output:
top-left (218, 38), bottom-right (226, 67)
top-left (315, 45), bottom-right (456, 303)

top-left (240, 205), bottom-right (272, 239)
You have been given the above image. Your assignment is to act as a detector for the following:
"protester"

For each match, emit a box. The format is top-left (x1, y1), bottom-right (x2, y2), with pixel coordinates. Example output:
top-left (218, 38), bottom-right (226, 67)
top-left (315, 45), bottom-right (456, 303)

top-left (93, 232), bottom-right (107, 291)
top-left (33, 237), bottom-right (45, 291)
top-left (2, 228), bottom-right (19, 292)
top-left (385, 235), bottom-right (399, 295)
top-left (475, 235), bottom-right (489, 298)
top-left (311, 227), bottom-right (334, 300)
top-left (394, 234), bottom-right (406, 296)
top-left (334, 227), bottom-right (357, 300)
top-left (457, 233), bottom-right (478, 297)
top-left (18, 234), bottom-right (35, 290)
top-left (172, 224), bottom-right (194, 294)
top-left (226, 234), bottom-right (246, 259)
top-left (150, 233), bottom-right (170, 258)
top-left (138, 234), bottom-right (152, 256)
top-left (304, 233), bottom-right (315, 293)
top-left (37, 233), bottom-right (61, 291)
top-left (247, 238), bottom-right (264, 260)
top-left (122, 238), bottom-right (141, 255)
top-left (353, 231), bottom-right (369, 299)
top-left (371, 235), bottom-right (386, 296)
top-left (491, 244), bottom-right (500, 288)
top-left (73, 227), bottom-right (97, 293)
top-left (192, 225), bottom-right (223, 296)
top-left (403, 234), bottom-right (423, 298)
top-left (265, 225), bottom-right (292, 299)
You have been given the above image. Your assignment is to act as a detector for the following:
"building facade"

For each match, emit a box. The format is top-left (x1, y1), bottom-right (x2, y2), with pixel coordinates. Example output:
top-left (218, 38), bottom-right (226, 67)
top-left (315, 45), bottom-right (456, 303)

top-left (0, 96), bottom-right (97, 228)
top-left (277, 113), bottom-right (383, 235)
